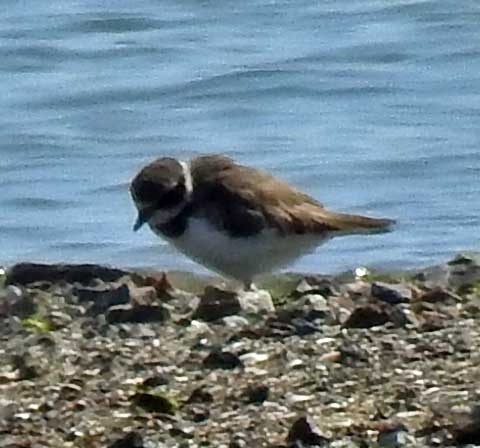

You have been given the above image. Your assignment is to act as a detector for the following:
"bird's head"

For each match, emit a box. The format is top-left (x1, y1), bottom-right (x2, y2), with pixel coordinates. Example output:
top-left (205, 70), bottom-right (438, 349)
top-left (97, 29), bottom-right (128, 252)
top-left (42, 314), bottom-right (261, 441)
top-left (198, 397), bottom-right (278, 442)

top-left (130, 157), bottom-right (192, 231)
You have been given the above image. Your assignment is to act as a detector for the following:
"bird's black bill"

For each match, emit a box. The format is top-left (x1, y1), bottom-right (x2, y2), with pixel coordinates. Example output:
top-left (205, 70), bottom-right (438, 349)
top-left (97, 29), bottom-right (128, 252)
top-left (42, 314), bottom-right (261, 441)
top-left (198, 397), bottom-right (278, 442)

top-left (133, 207), bottom-right (155, 232)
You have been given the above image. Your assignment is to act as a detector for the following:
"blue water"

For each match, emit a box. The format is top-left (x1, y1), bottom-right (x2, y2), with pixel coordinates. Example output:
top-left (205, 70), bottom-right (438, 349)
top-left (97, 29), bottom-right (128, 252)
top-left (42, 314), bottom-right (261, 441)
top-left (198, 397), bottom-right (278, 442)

top-left (1, 0), bottom-right (479, 275)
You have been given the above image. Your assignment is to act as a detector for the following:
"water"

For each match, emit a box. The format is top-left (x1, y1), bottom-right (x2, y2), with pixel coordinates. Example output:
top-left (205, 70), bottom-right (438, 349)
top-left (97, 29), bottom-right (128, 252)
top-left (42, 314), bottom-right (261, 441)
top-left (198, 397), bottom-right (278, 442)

top-left (1, 0), bottom-right (479, 275)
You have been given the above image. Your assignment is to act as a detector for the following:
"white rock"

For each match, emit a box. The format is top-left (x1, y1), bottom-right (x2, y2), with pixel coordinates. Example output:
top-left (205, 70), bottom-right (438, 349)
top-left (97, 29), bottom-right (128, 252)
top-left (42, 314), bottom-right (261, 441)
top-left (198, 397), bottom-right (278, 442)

top-left (237, 289), bottom-right (275, 314)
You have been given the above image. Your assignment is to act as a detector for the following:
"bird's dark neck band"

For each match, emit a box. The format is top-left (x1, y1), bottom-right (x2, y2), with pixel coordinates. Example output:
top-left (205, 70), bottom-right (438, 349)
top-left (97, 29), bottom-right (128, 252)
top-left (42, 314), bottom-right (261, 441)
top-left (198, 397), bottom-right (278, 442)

top-left (155, 202), bottom-right (194, 238)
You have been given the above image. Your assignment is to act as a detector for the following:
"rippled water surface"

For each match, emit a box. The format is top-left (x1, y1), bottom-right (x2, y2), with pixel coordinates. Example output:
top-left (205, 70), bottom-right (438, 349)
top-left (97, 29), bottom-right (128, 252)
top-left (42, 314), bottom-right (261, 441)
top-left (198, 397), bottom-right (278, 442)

top-left (1, 0), bottom-right (479, 274)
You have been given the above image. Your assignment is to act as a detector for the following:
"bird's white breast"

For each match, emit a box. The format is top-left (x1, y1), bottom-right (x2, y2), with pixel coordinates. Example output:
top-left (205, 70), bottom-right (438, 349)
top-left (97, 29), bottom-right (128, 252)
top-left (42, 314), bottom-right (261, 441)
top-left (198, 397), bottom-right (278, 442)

top-left (154, 216), bottom-right (327, 283)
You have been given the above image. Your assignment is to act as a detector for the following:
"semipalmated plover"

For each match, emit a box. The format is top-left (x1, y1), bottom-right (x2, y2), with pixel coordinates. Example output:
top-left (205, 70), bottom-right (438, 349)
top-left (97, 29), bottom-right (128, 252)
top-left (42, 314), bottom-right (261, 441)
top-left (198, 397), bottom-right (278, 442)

top-left (131, 154), bottom-right (393, 288)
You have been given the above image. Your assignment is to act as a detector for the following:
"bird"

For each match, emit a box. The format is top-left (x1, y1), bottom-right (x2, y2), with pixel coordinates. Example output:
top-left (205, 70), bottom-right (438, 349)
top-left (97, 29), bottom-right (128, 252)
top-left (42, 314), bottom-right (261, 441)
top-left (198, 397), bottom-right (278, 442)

top-left (130, 154), bottom-right (394, 289)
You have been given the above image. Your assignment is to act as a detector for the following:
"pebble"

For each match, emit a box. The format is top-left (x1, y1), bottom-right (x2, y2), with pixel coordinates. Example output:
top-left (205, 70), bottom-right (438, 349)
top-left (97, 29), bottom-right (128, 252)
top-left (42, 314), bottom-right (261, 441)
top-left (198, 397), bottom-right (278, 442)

top-left (286, 416), bottom-right (329, 446)
top-left (192, 287), bottom-right (241, 321)
top-left (343, 304), bottom-right (391, 329)
top-left (244, 384), bottom-right (269, 404)
top-left (108, 431), bottom-right (144, 448)
top-left (75, 284), bottom-right (130, 315)
top-left (203, 350), bottom-right (243, 370)
top-left (237, 289), bottom-right (275, 314)
top-left (372, 282), bottom-right (412, 304)
top-left (106, 304), bottom-right (170, 324)
top-left (131, 392), bottom-right (176, 415)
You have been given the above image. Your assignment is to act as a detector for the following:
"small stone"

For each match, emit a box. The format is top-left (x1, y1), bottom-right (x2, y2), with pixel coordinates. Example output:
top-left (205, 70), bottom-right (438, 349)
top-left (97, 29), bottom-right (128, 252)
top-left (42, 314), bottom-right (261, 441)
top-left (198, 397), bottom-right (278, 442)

top-left (106, 304), bottom-right (170, 324)
top-left (193, 287), bottom-right (241, 321)
top-left (75, 284), bottom-right (130, 314)
top-left (223, 315), bottom-right (250, 329)
top-left (319, 351), bottom-right (342, 363)
top-left (417, 287), bottom-right (460, 304)
top-left (108, 431), bottom-right (144, 448)
top-left (372, 282), bottom-right (412, 304)
top-left (131, 392), bottom-right (176, 414)
top-left (296, 276), bottom-right (337, 297)
top-left (299, 294), bottom-right (329, 312)
top-left (48, 310), bottom-right (73, 328)
top-left (244, 385), bottom-right (269, 404)
top-left (188, 320), bottom-right (214, 337)
top-left (239, 352), bottom-right (269, 365)
top-left (190, 407), bottom-right (210, 422)
top-left (286, 416), bottom-right (329, 446)
top-left (237, 289), bottom-right (275, 314)
top-left (129, 285), bottom-right (158, 305)
top-left (417, 310), bottom-right (449, 332)
top-left (203, 350), bottom-right (243, 370)
top-left (343, 304), bottom-right (391, 329)
top-left (60, 383), bottom-right (83, 401)
top-left (338, 342), bottom-right (369, 366)
top-left (377, 422), bottom-right (410, 447)
top-left (187, 387), bottom-right (214, 404)
top-left (170, 424), bottom-right (195, 439)
top-left (6, 262), bottom-right (129, 286)
top-left (229, 437), bottom-right (248, 448)
top-left (449, 403), bottom-right (480, 444)
top-left (286, 393), bottom-right (315, 404)
top-left (142, 374), bottom-right (169, 388)
top-left (295, 279), bottom-right (316, 295)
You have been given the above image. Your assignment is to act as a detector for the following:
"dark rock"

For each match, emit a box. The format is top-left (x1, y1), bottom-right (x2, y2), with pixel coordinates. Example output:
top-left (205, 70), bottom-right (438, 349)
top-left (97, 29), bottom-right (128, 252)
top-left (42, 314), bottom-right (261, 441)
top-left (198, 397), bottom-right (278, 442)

top-left (203, 350), bottom-right (243, 370)
top-left (450, 404), bottom-right (480, 444)
top-left (193, 286), bottom-right (241, 321)
top-left (244, 385), bottom-right (269, 404)
top-left (343, 304), bottom-right (392, 329)
top-left (131, 392), bottom-right (176, 414)
top-left (417, 287), bottom-right (461, 304)
top-left (6, 263), bottom-right (130, 286)
top-left (74, 284), bottom-right (130, 314)
top-left (187, 387), bottom-right (214, 404)
top-left (286, 416), bottom-right (329, 446)
top-left (106, 304), bottom-right (170, 324)
top-left (372, 282), bottom-right (412, 304)
top-left (108, 431), bottom-right (144, 448)
top-left (142, 374), bottom-right (169, 388)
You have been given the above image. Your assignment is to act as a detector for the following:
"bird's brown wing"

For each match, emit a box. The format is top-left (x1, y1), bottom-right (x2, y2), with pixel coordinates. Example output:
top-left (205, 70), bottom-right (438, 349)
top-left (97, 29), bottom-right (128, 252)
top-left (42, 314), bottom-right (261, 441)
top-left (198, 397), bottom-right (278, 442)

top-left (191, 155), bottom-right (393, 236)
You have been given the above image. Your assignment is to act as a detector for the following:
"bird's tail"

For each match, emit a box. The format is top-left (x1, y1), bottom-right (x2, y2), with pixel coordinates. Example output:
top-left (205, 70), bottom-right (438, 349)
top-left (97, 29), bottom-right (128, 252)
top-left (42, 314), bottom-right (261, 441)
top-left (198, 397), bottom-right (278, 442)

top-left (322, 211), bottom-right (395, 235)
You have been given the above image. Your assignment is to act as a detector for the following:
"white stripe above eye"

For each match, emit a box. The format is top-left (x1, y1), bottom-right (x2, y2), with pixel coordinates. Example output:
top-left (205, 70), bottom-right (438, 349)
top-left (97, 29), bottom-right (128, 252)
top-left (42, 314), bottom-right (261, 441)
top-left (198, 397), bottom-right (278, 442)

top-left (180, 160), bottom-right (193, 197)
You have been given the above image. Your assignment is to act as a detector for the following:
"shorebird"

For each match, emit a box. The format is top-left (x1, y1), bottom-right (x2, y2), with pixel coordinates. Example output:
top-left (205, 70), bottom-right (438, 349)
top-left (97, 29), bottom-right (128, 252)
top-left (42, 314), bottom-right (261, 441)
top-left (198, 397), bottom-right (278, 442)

top-left (130, 154), bottom-right (393, 288)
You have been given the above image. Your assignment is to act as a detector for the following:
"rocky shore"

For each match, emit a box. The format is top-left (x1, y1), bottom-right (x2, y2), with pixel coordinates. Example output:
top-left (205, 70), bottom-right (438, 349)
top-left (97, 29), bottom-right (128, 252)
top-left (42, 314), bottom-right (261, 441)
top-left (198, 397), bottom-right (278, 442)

top-left (1, 254), bottom-right (480, 447)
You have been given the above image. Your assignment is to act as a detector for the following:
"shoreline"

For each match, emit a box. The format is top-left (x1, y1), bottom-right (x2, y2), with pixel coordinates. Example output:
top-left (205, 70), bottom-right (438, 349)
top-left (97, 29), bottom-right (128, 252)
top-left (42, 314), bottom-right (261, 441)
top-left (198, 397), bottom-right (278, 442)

top-left (1, 253), bottom-right (480, 447)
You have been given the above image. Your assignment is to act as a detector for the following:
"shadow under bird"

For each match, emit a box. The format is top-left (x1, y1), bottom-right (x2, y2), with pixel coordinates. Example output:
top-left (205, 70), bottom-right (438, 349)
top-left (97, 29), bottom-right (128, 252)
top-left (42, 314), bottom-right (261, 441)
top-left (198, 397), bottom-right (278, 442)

top-left (130, 154), bottom-right (394, 288)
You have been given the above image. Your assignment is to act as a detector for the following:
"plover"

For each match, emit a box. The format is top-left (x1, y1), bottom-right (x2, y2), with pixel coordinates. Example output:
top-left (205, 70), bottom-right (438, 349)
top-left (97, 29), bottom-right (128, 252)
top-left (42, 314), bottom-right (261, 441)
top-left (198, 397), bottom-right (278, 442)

top-left (130, 154), bottom-right (393, 288)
